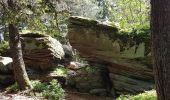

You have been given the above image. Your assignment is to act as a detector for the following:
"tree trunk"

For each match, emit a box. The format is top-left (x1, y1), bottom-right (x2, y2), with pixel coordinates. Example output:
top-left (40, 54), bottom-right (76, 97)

top-left (9, 24), bottom-right (32, 90)
top-left (151, 0), bottom-right (170, 100)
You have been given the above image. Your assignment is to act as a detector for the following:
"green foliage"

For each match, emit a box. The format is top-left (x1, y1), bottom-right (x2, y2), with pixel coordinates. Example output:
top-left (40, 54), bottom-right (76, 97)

top-left (99, 0), bottom-right (150, 30)
top-left (0, 41), bottom-right (9, 55)
top-left (54, 67), bottom-right (68, 77)
top-left (32, 80), bottom-right (48, 92)
top-left (110, 24), bottom-right (150, 55)
top-left (127, 24), bottom-right (150, 45)
top-left (96, 0), bottom-right (109, 20)
top-left (5, 80), bottom-right (64, 99)
top-left (32, 80), bottom-right (65, 100)
top-left (42, 80), bottom-right (65, 100)
top-left (84, 66), bottom-right (96, 73)
top-left (0, 41), bottom-right (9, 49)
top-left (6, 83), bottom-right (19, 93)
top-left (116, 90), bottom-right (157, 100)
top-left (79, 65), bottom-right (97, 74)
top-left (0, 0), bottom-right (151, 37)
top-left (0, 0), bottom-right (64, 37)
top-left (128, 24), bottom-right (150, 55)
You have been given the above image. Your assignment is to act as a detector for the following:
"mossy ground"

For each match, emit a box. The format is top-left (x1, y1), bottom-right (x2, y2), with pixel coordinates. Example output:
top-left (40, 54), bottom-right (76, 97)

top-left (116, 90), bottom-right (157, 100)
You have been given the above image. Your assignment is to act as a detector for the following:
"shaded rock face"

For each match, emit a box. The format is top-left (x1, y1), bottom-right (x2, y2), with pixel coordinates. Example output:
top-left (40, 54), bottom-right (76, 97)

top-left (20, 33), bottom-right (65, 70)
top-left (62, 44), bottom-right (74, 60)
top-left (68, 16), bottom-right (154, 95)
top-left (0, 56), bottom-right (14, 86)
top-left (66, 65), bottom-right (111, 96)
top-left (61, 44), bottom-right (74, 66)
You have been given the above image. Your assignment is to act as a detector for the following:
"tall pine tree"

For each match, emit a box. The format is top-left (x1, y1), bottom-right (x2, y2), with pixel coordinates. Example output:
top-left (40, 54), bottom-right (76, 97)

top-left (151, 0), bottom-right (170, 99)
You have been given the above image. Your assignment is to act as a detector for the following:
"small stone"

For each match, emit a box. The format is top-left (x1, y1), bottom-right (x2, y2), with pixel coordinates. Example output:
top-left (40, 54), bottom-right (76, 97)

top-left (67, 61), bottom-right (79, 70)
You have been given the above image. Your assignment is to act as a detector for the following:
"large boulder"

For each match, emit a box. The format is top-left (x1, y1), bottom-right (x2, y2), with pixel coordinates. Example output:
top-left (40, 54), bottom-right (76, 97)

top-left (0, 56), bottom-right (14, 86)
top-left (0, 56), bottom-right (13, 73)
top-left (20, 33), bottom-right (65, 70)
top-left (68, 16), bottom-right (153, 95)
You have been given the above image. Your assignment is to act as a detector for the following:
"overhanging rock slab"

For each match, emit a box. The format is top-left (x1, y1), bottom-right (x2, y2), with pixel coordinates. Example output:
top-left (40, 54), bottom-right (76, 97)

top-left (68, 16), bottom-right (153, 95)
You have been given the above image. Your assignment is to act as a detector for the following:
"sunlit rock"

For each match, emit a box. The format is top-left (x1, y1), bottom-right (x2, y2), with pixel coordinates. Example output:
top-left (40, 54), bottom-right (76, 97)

top-left (68, 16), bottom-right (153, 95)
top-left (20, 33), bottom-right (65, 70)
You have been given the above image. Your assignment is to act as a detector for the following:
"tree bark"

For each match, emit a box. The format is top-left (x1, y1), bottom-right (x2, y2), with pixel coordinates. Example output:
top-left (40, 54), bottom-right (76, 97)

top-left (151, 0), bottom-right (170, 100)
top-left (9, 24), bottom-right (32, 90)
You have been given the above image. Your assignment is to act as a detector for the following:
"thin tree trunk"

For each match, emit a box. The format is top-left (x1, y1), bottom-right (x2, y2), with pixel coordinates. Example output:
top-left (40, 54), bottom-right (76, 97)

top-left (9, 24), bottom-right (32, 90)
top-left (55, 12), bottom-right (61, 34)
top-left (151, 0), bottom-right (170, 100)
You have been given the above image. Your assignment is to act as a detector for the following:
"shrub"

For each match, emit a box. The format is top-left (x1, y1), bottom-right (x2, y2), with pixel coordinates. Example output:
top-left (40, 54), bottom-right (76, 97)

top-left (0, 41), bottom-right (9, 55)
top-left (32, 80), bottom-right (65, 100)
top-left (54, 67), bottom-right (68, 77)
top-left (32, 80), bottom-right (48, 92)
top-left (6, 83), bottom-right (19, 93)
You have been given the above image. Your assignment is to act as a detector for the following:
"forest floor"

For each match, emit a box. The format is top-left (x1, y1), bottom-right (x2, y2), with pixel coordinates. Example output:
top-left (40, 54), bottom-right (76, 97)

top-left (64, 87), bottom-right (114, 100)
top-left (0, 93), bottom-right (113, 100)
top-left (0, 89), bottom-right (114, 100)
top-left (0, 94), bottom-right (41, 100)
top-left (65, 91), bottom-right (113, 100)
top-left (0, 83), bottom-right (114, 100)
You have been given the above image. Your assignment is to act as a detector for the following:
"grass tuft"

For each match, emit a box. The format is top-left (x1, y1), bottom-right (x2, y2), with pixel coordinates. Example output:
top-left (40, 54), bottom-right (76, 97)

top-left (117, 90), bottom-right (157, 100)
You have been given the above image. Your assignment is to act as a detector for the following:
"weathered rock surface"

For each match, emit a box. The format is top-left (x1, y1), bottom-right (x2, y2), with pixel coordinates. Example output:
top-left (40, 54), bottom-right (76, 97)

top-left (0, 56), bottom-right (13, 74)
top-left (0, 34), bottom-right (75, 87)
top-left (64, 62), bottom-right (114, 97)
top-left (20, 33), bottom-right (65, 70)
top-left (67, 66), bottom-right (106, 93)
top-left (68, 16), bottom-right (154, 95)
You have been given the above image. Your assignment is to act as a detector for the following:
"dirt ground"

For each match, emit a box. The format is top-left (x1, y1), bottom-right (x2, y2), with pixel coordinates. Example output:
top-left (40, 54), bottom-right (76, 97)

top-left (65, 92), bottom-right (114, 100)
top-left (0, 92), bottom-right (114, 100)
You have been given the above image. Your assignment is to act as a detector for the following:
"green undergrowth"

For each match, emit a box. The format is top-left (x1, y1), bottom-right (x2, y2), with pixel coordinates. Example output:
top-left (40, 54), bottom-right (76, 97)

top-left (6, 79), bottom-right (65, 100)
top-left (53, 67), bottom-right (68, 77)
top-left (6, 83), bottom-right (19, 93)
top-left (116, 90), bottom-right (157, 100)
top-left (80, 65), bottom-right (97, 73)
top-left (0, 41), bottom-right (9, 55)
top-left (32, 80), bottom-right (65, 100)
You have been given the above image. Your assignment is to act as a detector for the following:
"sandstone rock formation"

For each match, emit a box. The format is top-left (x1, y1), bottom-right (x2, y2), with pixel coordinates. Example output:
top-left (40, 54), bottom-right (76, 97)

top-left (68, 16), bottom-right (153, 95)
top-left (20, 33), bottom-right (65, 70)
top-left (0, 33), bottom-right (76, 87)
